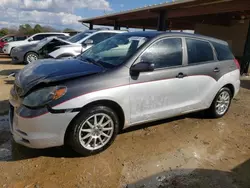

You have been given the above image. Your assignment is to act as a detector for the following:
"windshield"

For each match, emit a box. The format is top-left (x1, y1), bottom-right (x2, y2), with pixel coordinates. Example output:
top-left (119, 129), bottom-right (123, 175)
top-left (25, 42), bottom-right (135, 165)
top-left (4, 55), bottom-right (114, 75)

top-left (77, 34), bottom-right (149, 68)
top-left (36, 37), bottom-right (51, 48)
top-left (67, 31), bottom-right (94, 43)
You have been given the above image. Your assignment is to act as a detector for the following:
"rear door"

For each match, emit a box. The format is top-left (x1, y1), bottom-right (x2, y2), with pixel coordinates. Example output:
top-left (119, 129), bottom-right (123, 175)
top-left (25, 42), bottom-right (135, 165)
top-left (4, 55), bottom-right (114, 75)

top-left (183, 38), bottom-right (219, 110)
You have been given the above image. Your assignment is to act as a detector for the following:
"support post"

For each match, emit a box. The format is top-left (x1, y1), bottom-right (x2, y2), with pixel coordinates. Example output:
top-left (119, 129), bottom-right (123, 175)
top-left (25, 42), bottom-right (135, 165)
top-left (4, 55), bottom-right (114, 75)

top-left (114, 20), bottom-right (119, 30)
top-left (243, 21), bottom-right (250, 74)
top-left (89, 22), bottom-right (93, 30)
top-left (157, 10), bottom-right (168, 31)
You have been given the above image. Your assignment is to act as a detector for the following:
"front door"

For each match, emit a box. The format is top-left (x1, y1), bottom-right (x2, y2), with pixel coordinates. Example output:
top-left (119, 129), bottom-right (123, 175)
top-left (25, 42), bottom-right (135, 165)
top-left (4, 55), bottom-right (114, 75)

top-left (129, 37), bottom-right (195, 124)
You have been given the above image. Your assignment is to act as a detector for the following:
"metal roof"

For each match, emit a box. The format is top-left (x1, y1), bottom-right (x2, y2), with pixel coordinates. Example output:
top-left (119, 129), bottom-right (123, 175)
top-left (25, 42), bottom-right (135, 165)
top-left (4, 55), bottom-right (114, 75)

top-left (79, 0), bottom-right (194, 23)
top-left (79, 0), bottom-right (250, 30)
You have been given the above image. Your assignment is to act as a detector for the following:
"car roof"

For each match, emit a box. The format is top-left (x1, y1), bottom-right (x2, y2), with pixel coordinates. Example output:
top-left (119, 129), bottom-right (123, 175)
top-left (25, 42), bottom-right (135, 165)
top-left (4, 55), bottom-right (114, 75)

top-left (120, 31), bottom-right (228, 45)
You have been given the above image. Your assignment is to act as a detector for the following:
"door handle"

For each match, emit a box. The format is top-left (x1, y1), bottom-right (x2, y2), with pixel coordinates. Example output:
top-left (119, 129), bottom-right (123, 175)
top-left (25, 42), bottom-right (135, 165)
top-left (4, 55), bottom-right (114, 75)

top-left (176, 72), bottom-right (187, 79)
top-left (214, 67), bottom-right (220, 72)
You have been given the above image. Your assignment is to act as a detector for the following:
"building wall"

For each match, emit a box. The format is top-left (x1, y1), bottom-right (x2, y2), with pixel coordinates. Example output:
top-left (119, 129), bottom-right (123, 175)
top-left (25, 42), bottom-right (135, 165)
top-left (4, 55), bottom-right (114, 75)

top-left (195, 20), bottom-right (250, 57)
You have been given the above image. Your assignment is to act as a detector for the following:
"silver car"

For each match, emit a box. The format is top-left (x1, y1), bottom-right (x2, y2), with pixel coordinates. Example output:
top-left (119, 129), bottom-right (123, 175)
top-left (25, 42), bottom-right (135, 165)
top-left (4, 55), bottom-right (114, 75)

top-left (9, 32), bottom-right (240, 156)
top-left (48, 29), bottom-right (127, 59)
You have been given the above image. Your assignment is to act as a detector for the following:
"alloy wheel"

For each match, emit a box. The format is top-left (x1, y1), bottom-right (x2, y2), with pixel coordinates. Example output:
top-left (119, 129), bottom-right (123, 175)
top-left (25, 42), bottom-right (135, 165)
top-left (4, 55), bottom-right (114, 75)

top-left (215, 91), bottom-right (230, 115)
top-left (79, 113), bottom-right (114, 150)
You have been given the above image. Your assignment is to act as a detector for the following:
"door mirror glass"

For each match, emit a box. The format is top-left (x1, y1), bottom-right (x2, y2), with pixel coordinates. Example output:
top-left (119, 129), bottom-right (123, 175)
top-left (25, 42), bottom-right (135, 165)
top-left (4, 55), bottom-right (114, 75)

top-left (28, 38), bottom-right (33, 42)
top-left (131, 62), bottom-right (155, 73)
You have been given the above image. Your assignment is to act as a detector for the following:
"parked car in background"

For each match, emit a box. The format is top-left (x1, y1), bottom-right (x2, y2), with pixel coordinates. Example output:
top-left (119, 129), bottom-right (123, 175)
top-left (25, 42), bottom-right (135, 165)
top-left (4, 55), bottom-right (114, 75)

top-left (0, 35), bottom-right (29, 51)
top-left (48, 29), bottom-right (127, 59)
top-left (9, 32), bottom-right (240, 156)
top-left (11, 36), bottom-right (73, 64)
top-left (3, 32), bottom-right (69, 55)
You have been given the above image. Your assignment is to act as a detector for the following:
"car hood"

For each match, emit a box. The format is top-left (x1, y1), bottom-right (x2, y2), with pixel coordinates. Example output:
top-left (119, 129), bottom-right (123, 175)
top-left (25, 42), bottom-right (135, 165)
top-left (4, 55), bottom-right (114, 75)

top-left (15, 58), bottom-right (105, 96)
top-left (59, 43), bottom-right (82, 48)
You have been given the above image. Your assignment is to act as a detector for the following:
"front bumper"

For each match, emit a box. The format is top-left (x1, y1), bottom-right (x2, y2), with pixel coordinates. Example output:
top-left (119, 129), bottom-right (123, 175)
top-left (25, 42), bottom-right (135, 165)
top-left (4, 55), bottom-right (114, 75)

top-left (11, 51), bottom-right (24, 64)
top-left (9, 103), bottom-right (78, 149)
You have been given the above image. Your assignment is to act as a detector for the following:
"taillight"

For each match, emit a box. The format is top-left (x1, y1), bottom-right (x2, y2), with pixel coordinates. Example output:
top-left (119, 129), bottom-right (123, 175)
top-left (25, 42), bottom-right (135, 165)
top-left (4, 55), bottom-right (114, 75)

top-left (234, 59), bottom-right (240, 70)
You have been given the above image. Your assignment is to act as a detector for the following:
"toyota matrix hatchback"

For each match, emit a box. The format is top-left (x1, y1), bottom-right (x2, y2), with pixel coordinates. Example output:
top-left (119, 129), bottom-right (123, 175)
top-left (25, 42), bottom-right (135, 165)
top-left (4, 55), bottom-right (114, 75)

top-left (9, 32), bottom-right (240, 156)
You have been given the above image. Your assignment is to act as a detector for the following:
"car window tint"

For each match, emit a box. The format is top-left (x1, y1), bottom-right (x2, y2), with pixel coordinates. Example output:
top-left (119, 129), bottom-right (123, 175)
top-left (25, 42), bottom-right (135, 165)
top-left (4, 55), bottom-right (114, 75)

top-left (140, 38), bottom-right (183, 69)
top-left (186, 39), bottom-right (214, 64)
top-left (212, 42), bottom-right (234, 61)
top-left (89, 33), bottom-right (117, 45)
top-left (4, 37), bottom-right (14, 42)
top-left (15, 36), bottom-right (27, 41)
top-left (33, 34), bottom-right (48, 41)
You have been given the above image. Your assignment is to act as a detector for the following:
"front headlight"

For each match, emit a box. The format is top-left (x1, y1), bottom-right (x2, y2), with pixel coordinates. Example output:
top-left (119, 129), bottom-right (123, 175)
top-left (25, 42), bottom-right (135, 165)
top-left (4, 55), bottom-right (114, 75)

top-left (4, 44), bottom-right (9, 47)
top-left (22, 86), bottom-right (67, 108)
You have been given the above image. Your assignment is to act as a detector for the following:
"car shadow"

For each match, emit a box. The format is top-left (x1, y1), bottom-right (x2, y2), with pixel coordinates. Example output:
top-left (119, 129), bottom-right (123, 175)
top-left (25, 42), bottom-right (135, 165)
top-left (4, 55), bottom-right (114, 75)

top-left (241, 79), bottom-right (250, 90)
top-left (0, 69), bottom-right (20, 77)
top-left (126, 159), bottom-right (250, 188)
top-left (122, 111), bottom-right (208, 134)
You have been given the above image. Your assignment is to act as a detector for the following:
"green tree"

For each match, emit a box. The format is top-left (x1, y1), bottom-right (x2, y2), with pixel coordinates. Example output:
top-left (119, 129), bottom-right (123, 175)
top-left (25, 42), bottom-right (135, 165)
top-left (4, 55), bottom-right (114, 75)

top-left (33, 24), bottom-right (43, 33)
top-left (0, 28), bottom-right (9, 37)
top-left (19, 24), bottom-right (33, 35)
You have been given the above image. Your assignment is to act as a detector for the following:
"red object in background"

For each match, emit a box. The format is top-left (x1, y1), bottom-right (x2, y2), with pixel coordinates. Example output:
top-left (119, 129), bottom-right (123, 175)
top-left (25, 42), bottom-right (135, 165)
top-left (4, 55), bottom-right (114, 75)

top-left (0, 40), bottom-right (7, 49)
top-left (0, 34), bottom-right (29, 50)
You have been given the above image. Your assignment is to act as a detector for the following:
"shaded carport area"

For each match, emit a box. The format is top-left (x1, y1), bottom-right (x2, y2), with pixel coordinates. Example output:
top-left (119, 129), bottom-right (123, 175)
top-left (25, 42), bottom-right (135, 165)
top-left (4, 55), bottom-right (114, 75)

top-left (79, 0), bottom-right (250, 74)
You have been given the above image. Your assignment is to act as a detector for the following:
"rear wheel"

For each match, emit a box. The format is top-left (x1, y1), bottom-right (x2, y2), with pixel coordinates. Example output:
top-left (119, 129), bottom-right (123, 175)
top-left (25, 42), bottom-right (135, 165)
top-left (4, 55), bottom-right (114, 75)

top-left (208, 87), bottom-right (232, 118)
top-left (68, 106), bottom-right (119, 156)
top-left (24, 52), bottom-right (38, 64)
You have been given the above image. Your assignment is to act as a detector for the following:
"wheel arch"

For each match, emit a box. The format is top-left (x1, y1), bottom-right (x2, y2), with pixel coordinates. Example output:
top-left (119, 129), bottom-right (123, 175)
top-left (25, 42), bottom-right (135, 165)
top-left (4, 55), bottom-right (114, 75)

top-left (24, 51), bottom-right (39, 60)
top-left (64, 99), bottom-right (125, 144)
top-left (223, 83), bottom-right (235, 97)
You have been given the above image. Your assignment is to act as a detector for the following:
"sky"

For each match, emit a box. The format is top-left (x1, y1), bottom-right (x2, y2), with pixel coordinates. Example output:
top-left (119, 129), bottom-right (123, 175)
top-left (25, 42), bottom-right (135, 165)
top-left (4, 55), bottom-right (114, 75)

top-left (0, 0), bottom-right (172, 31)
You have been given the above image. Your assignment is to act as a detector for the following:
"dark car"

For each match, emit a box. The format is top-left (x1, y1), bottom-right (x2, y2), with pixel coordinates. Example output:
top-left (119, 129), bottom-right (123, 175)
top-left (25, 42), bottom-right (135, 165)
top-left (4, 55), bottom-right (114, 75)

top-left (9, 32), bottom-right (240, 156)
top-left (11, 36), bottom-right (72, 64)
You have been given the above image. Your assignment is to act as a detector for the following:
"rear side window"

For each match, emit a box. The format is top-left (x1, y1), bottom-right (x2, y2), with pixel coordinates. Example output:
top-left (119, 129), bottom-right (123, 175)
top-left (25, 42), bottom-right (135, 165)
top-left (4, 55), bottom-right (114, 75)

top-left (186, 38), bottom-right (214, 64)
top-left (212, 42), bottom-right (234, 61)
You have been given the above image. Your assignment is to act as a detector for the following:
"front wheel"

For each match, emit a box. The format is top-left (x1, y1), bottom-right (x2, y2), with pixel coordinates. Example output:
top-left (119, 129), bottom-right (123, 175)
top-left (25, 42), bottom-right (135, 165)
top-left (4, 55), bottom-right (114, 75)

top-left (208, 87), bottom-right (232, 118)
top-left (24, 52), bottom-right (38, 64)
top-left (68, 106), bottom-right (120, 156)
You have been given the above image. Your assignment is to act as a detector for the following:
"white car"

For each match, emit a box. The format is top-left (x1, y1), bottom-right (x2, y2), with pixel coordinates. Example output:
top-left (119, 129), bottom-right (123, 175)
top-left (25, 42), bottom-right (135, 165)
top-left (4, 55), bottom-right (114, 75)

top-left (48, 30), bottom-right (127, 59)
top-left (3, 32), bottom-right (69, 55)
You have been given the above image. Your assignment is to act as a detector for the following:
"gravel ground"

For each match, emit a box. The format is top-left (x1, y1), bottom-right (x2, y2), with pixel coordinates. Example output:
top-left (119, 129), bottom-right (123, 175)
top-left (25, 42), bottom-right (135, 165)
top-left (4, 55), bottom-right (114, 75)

top-left (0, 55), bottom-right (250, 188)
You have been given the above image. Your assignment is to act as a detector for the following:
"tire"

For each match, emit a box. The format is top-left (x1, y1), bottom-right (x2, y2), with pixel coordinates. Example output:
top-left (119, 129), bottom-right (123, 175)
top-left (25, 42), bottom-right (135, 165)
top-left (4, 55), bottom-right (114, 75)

top-left (68, 106), bottom-right (120, 156)
top-left (24, 52), bottom-right (38, 64)
top-left (208, 87), bottom-right (232, 118)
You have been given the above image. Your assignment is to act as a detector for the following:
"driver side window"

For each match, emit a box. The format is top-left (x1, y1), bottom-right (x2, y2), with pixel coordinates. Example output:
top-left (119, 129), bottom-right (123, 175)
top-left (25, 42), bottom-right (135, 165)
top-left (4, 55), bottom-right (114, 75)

top-left (140, 38), bottom-right (183, 69)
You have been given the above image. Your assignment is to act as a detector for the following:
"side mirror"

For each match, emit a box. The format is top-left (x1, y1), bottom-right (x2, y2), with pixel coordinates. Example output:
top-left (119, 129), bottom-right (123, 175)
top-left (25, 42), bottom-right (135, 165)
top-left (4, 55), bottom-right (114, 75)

top-left (131, 62), bottom-right (155, 73)
top-left (83, 39), bottom-right (93, 46)
top-left (28, 38), bottom-right (33, 42)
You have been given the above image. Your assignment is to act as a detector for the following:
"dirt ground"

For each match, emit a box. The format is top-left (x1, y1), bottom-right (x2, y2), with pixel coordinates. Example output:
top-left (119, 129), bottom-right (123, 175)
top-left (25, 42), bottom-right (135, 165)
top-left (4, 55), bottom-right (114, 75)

top-left (0, 54), bottom-right (250, 188)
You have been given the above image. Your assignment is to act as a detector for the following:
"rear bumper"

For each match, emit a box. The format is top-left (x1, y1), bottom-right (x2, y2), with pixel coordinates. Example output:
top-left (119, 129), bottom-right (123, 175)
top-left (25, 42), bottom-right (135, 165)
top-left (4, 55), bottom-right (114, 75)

top-left (9, 103), bottom-right (78, 149)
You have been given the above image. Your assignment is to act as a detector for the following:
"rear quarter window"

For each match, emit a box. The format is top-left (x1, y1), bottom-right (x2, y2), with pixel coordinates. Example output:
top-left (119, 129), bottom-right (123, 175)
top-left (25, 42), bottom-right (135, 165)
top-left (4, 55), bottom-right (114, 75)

top-left (186, 38), bottom-right (214, 65)
top-left (212, 42), bottom-right (234, 61)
